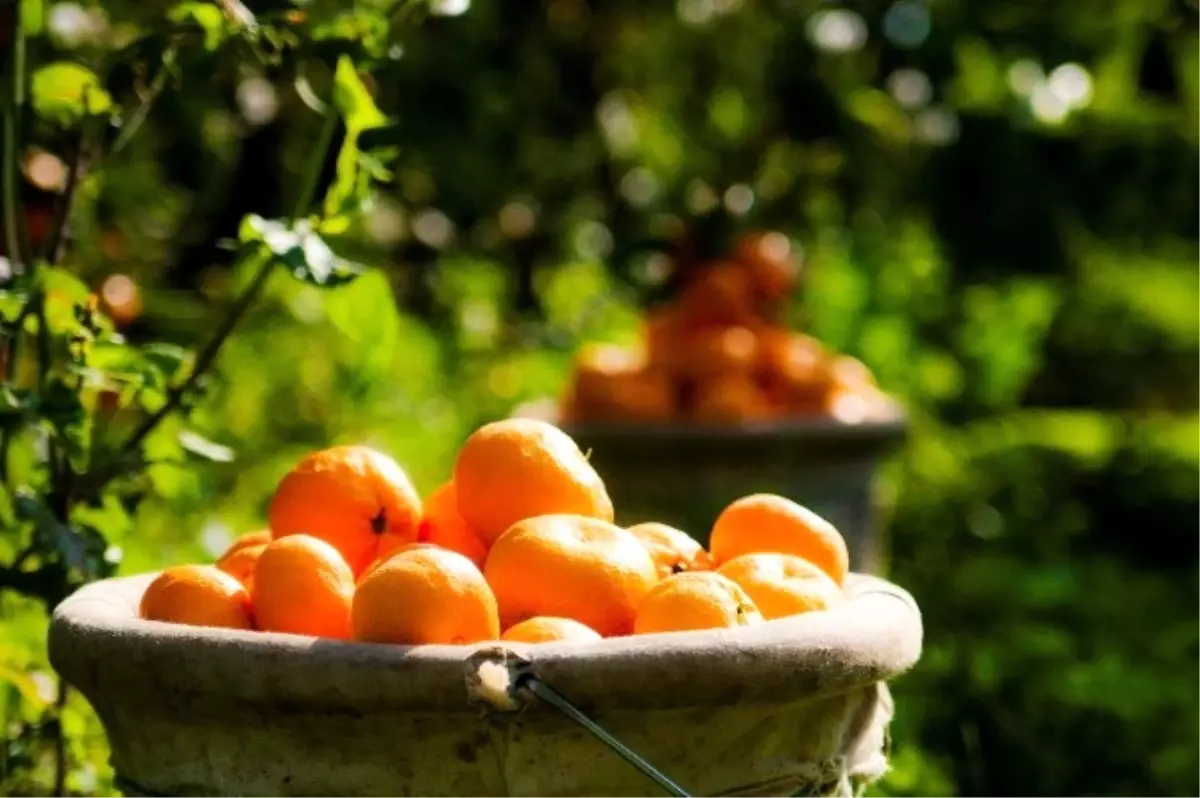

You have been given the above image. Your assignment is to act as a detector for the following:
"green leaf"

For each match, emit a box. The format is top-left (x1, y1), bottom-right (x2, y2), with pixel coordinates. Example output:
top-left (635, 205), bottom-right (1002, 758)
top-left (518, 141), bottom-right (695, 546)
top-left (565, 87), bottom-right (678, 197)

top-left (167, 2), bottom-right (229, 50)
top-left (332, 55), bottom-right (387, 131)
top-left (177, 429), bottom-right (235, 462)
top-left (310, 8), bottom-right (391, 59)
top-left (41, 378), bottom-right (92, 472)
top-left (21, 0), bottom-right (44, 36)
top-left (0, 386), bottom-right (37, 430)
top-left (325, 56), bottom-right (394, 217)
top-left (240, 215), bottom-right (364, 286)
top-left (30, 63), bottom-right (113, 126)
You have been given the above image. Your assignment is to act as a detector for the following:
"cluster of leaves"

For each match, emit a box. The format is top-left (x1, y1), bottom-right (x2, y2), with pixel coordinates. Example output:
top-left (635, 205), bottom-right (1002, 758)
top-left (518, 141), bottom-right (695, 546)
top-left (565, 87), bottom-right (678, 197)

top-left (1, 0), bottom-right (432, 793)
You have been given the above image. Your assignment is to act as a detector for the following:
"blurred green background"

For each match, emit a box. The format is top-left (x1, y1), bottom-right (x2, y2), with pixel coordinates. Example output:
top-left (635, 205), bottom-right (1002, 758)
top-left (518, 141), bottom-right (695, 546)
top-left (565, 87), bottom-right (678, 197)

top-left (2, 0), bottom-right (1198, 795)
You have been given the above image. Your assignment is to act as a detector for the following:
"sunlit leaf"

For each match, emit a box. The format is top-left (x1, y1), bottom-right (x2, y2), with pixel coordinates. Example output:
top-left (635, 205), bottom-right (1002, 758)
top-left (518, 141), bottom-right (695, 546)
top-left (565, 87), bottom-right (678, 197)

top-left (30, 63), bottom-right (113, 126)
top-left (240, 215), bottom-right (363, 286)
top-left (167, 2), bottom-right (229, 50)
top-left (21, 0), bottom-right (44, 36)
top-left (332, 55), bottom-right (387, 131)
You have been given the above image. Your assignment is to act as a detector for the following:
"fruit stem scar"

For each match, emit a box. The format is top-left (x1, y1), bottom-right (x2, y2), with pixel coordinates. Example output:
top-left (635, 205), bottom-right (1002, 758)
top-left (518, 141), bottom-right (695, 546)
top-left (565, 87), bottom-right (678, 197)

top-left (371, 508), bottom-right (387, 535)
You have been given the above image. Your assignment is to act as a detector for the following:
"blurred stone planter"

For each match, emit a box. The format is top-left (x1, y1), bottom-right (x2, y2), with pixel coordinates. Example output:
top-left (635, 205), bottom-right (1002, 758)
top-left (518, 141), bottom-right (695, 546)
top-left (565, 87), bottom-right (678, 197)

top-left (50, 572), bottom-right (922, 797)
top-left (563, 411), bottom-right (908, 574)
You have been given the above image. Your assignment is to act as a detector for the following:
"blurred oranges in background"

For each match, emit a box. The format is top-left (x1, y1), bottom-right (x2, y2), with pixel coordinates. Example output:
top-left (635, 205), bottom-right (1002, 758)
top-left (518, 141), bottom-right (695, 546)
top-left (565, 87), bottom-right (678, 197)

top-left (561, 231), bottom-right (895, 426)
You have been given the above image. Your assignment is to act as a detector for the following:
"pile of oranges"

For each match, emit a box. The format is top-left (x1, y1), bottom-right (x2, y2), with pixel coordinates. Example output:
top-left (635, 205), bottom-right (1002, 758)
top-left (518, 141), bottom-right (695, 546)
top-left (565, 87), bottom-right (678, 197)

top-left (140, 418), bottom-right (850, 645)
top-left (560, 231), bottom-right (893, 426)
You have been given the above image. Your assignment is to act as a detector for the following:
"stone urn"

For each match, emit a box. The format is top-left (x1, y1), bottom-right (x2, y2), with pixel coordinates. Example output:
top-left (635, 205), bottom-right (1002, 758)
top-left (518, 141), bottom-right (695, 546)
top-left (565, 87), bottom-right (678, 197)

top-left (50, 571), bottom-right (922, 797)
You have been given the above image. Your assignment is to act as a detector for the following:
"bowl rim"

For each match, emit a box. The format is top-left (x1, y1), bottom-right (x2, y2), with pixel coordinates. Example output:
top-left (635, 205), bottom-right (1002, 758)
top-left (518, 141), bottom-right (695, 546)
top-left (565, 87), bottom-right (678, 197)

top-left (50, 571), bottom-right (922, 713)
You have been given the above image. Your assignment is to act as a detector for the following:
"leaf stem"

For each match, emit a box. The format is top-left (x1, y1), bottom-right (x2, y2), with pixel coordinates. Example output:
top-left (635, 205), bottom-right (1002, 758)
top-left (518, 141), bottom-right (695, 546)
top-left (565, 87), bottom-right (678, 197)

top-left (290, 106), bottom-right (339, 223)
top-left (2, 0), bottom-right (28, 271)
top-left (110, 45), bottom-right (178, 158)
top-left (41, 122), bottom-right (90, 265)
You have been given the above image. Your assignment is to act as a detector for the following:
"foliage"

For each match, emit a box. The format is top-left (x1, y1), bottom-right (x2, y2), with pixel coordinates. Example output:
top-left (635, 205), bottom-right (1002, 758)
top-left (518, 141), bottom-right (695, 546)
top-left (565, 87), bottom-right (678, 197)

top-left (1, 0), bottom-right (1197, 796)
top-left (0, 0), bottom-right (426, 794)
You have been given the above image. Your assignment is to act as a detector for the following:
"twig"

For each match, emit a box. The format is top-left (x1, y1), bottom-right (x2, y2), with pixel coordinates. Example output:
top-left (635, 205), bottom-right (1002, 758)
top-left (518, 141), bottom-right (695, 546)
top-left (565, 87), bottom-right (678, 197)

top-left (109, 45), bottom-right (178, 158)
top-left (1, 0), bottom-right (28, 271)
top-left (53, 680), bottom-right (69, 797)
top-left (118, 86), bottom-right (340, 457)
top-left (41, 122), bottom-right (91, 265)
top-left (290, 106), bottom-right (339, 223)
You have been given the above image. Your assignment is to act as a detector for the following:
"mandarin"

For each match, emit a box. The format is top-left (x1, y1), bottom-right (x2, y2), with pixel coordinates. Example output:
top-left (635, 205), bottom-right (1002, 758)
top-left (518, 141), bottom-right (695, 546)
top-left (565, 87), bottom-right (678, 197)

top-left (419, 482), bottom-right (488, 569)
top-left (717, 553), bottom-right (843, 619)
top-left (139, 565), bottom-right (252, 630)
top-left (454, 419), bottom-right (613, 546)
top-left (709, 494), bottom-right (849, 585)
top-left (484, 514), bottom-right (658, 637)
top-left (216, 542), bottom-right (266, 592)
top-left (268, 445), bottom-right (422, 575)
top-left (668, 325), bottom-right (760, 383)
top-left (252, 535), bottom-right (355, 639)
top-left (633, 571), bottom-right (763, 634)
top-left (677, 262), bottom-right (756, 327)
top-left (353, 546), bottom-right (499, 645)
top-left (734, 231), bottom-right (800, 304)
top-left (626, 522), bottom-right (712, 579)
top-left (692, 374), bottom-right (775, 424)
top-left (500, 616), bottom-right (602, 644)
top-left (220, 529), bottom-right (271, 558)
top-left (572, 368), bottom-right (676, 423)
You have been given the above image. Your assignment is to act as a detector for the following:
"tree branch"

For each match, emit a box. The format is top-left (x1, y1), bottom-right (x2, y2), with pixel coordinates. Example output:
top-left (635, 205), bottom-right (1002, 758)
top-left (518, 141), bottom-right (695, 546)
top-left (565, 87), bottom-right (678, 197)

top-left (2, 0), bottom-right (29, 271)
top-left (41, 123), bottom-right (91, 265)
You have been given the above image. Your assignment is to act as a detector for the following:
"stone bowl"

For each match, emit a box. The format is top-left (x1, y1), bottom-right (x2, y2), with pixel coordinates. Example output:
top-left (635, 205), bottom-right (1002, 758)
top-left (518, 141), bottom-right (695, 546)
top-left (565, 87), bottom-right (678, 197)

top-left (50, 571), bottom-right (922, 797)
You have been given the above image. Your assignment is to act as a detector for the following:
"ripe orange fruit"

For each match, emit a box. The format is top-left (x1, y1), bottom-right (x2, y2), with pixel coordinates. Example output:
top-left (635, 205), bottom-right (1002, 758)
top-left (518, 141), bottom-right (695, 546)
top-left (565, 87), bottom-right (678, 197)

top-left (353, 546), bottom-right (499, 645)
top-left (419, 482), bottom-right (488, 569)
top-left (669, 326), bottom-right (760, 382)
top-left (717, 553), bottom-right (843, 619)
top-left (758, 329), bottom-right (831, 400)
top-left (484, 514), bottom-right (658, 637)
top-left (268, 445), bottom-right (422, 575)
top-left (692, 374), bottom-right (774, 424)
top-left (709, 494), bottom-right (849, 585)
top-left (678, 262), bottom-right (756, 327)
top-left (734, 231), bottom-right (800, 304)
top-left (633, 571), bottom-right (763, 634)
top-left (500, 617), bottom-right (602, 644)
top-left (572, 367), bottom-right (677, 423)
top-left (454, 419), bottom-right (614, 546)
top-left (626, 522), bottom-right (712, 579)
top-left (252, 535), bottom-right (355, 640)
top-left (216, 542), bottom-right (266, 591)
top-left (221, 529), bottom-right (271, 558)
top-left (140, 565), bottom-right (252, 630)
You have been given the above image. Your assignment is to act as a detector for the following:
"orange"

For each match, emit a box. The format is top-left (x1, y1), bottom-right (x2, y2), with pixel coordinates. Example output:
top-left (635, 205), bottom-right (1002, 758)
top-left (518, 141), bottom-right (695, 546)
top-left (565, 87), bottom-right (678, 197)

top-left (717, 553), bottom-right (843, 619)
top-left (139, 565), bottom-right (252, 630)
top-left (571, 368), bottom-right (677, 423)
top-left (758, 329), bottom-right (831, 401)
top-left (353, 546), bottom-right (499, 645)
top-left (501, 617), bottom-right (602, 644)
top-left (221, 529), bottom-right (271, 558)
top-left (252, 535), bottom-right (355, 639)
top-left (626, 522), bottom-right (712, 579)
top-left (709, 494), bottom-right (849, 585)
top-left (216, 543), bottom-right (266, 591)
top-left (419, 481), bottom-right (488, 569)
top-left (678, 262), bottom-right (756, 327)
top-left (268, 445), bottom-right (422, 575)
top-left (734, 231), bottom-right (800, 304)
top-left (633, 571), bottom-right (763, 634)
top-left (454, 419), bottom-right (614, 545)
top-left (828, 355), bottom-right (876, 390)
top-left (484, 514), bottom-right (658, 637)
top-left (358, 541), bottom-right (440, 584)
top-left (668, 326), bottom-right (760, 382)
top-left (692, 374), bottom-right (774, 424)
